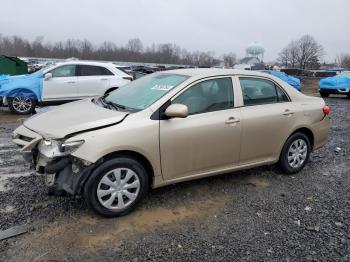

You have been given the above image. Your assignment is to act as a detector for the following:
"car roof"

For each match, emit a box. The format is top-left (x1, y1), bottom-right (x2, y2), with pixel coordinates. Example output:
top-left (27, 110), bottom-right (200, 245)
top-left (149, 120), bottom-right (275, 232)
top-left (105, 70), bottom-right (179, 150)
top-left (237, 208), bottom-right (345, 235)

top-left (163, 68), bottom-right (270, 78)
top-left (56, 60), bottom-right (117, 67)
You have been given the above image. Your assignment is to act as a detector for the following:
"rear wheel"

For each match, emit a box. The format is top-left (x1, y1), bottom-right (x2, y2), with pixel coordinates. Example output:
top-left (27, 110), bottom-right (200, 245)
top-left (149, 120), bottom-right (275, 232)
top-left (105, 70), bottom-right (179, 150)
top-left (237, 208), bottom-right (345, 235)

top-left (320, 92), bottom-right (329, 98)
top-left (8, 96), bottom-right (36, 114)
top-left (278, 132), bottom-right (311, 174)
top-left (83, 157), bottom-right (149, 217)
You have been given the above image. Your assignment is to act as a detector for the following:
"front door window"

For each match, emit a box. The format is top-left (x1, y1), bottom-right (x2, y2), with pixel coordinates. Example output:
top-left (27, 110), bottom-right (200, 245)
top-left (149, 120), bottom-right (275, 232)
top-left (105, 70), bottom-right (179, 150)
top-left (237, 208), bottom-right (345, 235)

top-left (173, 77), bottom-right (234, 114)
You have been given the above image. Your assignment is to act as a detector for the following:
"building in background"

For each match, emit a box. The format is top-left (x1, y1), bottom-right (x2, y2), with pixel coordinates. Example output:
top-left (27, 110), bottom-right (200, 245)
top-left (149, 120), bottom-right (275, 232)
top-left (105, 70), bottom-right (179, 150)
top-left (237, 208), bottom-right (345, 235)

top-left (234, 42), bottom-right (266, 70)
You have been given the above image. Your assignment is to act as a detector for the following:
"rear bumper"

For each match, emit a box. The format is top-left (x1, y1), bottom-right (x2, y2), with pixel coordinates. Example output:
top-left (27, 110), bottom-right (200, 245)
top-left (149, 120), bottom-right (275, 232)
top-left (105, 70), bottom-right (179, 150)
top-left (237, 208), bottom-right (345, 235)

top-left (312, 116), bottom-right (331, 150)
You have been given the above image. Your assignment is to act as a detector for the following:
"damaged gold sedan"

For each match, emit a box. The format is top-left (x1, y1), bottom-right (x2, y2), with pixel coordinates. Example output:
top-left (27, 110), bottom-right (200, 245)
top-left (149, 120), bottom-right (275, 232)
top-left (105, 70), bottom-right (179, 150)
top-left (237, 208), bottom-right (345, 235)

top-left (13, 69), bottom-right (330, 217)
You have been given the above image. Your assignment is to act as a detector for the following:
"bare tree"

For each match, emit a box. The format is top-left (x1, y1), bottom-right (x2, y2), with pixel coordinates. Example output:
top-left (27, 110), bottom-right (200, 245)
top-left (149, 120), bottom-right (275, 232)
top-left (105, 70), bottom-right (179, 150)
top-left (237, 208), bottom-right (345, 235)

top-left (80, 40), bottom-right (94, 59)
top-left (336, 53), bottom-right (350, 69)
top-left (126, 38), bottom-right (143, 53)
top-left (288, 41), bottom-right (298, 68)
top-left (296, 35), bottom-right (323, 69)
top-left (278, 47), bottom-right (290, 67)
top-left (278, 35), bottom-right (323, 69)
top-left (223, 52), bottom-right (237, 67)
top-left (0, 34), bottom-right (225, 66)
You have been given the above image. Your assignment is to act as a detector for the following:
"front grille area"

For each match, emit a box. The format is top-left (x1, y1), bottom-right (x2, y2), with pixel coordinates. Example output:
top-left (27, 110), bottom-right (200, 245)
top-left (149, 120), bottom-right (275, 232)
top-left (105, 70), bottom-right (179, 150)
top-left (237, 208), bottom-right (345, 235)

top-left (18, 135), bottom-right (34, 142)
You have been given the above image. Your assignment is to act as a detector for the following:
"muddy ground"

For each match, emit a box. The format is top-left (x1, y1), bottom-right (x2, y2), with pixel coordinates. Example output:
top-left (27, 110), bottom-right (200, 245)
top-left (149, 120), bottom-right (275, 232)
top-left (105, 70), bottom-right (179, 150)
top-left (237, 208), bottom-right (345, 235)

top-left (0, 80), bottom-right (349, 261)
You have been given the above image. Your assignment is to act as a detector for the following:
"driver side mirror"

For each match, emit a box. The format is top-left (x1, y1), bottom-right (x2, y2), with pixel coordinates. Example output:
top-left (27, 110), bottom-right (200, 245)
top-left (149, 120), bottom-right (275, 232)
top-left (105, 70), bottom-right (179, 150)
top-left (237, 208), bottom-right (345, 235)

top-left (164, 104), bottom-right (188, 118)
top-left (44, 73), bottom-right (52, 81)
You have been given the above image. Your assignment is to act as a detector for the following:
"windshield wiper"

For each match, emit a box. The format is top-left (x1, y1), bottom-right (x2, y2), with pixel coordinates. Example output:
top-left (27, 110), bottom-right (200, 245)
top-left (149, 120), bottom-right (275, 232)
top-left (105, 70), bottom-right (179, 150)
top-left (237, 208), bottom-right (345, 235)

top-left (98, 96), bottom-right (126, 111)
top-left (110, 101), bottom-right (126, 110)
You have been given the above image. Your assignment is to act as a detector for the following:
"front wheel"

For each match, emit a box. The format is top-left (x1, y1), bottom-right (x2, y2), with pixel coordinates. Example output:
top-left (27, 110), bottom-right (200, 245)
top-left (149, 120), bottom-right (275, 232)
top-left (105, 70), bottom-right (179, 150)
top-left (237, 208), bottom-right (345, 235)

top-left (278, 132), bottom-right (311, 174)
top-left (8, 97), bottom-right (36, 114)
top-left (83, 158), bottom-right (149, 217)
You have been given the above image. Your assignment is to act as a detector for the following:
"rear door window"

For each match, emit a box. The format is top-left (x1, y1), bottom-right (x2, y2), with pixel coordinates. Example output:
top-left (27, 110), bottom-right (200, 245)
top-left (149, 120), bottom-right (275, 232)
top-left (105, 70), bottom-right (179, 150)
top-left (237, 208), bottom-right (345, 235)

top-left (78, 65), bottom-right (114, 76)
top-left (239, 77), bottom-right (289, 106)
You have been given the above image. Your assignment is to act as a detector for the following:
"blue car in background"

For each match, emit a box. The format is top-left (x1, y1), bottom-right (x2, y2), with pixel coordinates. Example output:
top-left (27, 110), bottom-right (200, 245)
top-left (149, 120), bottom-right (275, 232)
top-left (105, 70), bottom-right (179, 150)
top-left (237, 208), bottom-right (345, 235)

top-left (259, 70), bottom-right (301, 91)
top-left (319, 72), bottom-right (350, 98)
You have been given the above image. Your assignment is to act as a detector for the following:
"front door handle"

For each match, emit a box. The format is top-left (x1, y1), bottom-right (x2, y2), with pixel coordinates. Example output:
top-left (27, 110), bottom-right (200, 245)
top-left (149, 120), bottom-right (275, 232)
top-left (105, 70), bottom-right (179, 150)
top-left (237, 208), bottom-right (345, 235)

top-left (100, 78), bottom-right (108, 81)
top-left (66, 81), bottom-right (76, 84)
top-left (225, 117), bottom-right (240, 125)
top-left (282, 109), bottom-right (294, 116)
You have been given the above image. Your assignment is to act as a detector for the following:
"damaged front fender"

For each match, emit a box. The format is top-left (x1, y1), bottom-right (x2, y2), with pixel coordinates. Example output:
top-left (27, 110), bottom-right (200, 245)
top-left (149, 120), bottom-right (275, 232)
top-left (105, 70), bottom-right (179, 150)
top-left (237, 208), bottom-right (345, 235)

top-left (49, 157), bottom-right (103, 195)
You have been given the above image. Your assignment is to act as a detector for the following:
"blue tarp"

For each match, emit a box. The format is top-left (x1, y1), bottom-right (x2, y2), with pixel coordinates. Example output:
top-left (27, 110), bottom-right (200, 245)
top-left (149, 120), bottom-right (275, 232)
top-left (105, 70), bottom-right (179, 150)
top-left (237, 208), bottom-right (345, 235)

top-left (0, 71), bottom-right (43, 100)
top-left (269, 71), bottom-right (301, 90)
top-left (319, 75), bottom-right (350, 90)
top-left (260, 70), bottom-right (301, 90)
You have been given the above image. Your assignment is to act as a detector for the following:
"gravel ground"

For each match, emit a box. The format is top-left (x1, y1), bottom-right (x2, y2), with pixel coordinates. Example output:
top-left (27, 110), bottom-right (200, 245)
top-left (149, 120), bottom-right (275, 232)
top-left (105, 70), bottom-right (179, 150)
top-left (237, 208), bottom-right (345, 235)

top-left (0, 96), bottom-right (349, 261)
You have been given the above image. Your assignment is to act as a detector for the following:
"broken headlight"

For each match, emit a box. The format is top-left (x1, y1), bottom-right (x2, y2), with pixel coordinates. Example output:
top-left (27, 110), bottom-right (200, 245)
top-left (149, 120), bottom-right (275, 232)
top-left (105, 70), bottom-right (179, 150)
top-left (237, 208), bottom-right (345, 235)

top-left (38, 139), bottom-right (84, 158)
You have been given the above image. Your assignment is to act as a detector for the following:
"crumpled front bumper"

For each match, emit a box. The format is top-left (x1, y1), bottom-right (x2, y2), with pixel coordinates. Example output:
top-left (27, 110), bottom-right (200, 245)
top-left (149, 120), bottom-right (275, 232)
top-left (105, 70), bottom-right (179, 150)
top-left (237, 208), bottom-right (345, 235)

top-left (12, 125), bottom-right (42, 152)
top-left (42, 156), bottom-right (99, 195)
top-left (12, 125), bottom-right (97, 195)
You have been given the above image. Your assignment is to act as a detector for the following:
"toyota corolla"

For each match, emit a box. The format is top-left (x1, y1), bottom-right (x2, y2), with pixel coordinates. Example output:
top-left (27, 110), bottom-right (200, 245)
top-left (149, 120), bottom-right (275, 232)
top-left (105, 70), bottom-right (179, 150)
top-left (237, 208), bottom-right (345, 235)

top-left (12, 69), bottom-right (330, 217)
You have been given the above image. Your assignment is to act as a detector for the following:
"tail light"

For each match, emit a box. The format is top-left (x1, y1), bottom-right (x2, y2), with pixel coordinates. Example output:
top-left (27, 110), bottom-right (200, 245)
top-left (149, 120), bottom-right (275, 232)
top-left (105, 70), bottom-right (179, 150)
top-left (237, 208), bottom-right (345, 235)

top-left (123, 76), bottom-right (133, 81)
top-left (323, 105), bottom-right (330, 115)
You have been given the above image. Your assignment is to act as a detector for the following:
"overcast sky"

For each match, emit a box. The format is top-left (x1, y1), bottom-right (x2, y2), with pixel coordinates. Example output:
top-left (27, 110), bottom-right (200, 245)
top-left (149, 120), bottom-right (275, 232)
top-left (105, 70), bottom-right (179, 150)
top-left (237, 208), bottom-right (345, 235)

top-left (1, 0), bottom-right (349, 62)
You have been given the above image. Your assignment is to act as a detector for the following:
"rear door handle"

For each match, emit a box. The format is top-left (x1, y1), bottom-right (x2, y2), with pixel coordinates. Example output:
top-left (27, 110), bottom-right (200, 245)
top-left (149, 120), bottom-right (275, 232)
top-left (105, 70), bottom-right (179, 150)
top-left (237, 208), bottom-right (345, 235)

top-left (100, 78), bottom-right (108, 81)
top-left (283, 109), bottom-right (294, 116)
top-left (66, 81), bottom-right (76, 84)
top-left (225, 117), bottom-right (240, 125)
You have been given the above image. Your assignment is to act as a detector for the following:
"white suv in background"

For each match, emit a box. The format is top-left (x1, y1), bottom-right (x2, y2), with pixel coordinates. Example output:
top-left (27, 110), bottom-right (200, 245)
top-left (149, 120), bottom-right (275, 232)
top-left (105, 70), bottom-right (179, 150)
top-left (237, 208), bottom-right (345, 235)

top-left (2, 61), bottom-right (133, 114)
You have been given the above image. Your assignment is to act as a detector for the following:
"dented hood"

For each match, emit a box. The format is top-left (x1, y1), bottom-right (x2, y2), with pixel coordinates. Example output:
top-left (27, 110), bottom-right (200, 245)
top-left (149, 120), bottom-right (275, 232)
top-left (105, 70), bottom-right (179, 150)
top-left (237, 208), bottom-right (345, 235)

top-left (24, 99), bottom-right (128, 138)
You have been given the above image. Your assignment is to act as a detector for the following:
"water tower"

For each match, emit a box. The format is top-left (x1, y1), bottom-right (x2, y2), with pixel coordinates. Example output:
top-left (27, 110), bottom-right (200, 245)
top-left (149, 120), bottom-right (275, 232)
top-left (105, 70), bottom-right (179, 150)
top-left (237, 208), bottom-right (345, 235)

top-left (246, 42), bottom-right (265, 62)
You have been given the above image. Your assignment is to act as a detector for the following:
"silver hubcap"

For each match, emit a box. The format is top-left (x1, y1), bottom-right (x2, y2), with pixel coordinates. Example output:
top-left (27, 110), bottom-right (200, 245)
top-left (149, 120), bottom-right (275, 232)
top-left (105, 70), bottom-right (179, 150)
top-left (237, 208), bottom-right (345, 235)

top-left (97, 168), bottom-right (140, 210)
top-left (12, 97), bottom-right (32, 113)
top-left (287, 139), bottom-right (308, 168)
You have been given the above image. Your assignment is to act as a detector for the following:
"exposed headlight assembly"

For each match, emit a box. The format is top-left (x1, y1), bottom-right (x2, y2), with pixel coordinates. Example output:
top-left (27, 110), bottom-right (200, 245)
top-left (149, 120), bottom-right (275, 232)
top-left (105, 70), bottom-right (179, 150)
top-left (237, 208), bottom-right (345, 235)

top-left (60, 140), bottom-right (85, 154)
top-left (38, 139), bottom-right (84, 158)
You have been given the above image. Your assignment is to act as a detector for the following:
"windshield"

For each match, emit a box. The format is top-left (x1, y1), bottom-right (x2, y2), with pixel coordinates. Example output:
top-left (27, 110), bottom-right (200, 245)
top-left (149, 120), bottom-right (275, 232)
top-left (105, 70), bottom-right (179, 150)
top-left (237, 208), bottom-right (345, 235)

top-left (33, 63), bottom-right (57, 74)
top-left (105, 73), bottom-right (189, 111)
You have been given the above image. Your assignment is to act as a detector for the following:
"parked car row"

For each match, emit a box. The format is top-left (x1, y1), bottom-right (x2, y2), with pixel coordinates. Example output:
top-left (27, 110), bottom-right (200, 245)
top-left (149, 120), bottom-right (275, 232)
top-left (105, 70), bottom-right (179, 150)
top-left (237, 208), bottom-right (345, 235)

top-left (1, 60), bottom-right (348, 115)
top-left (280, 68), bottom-right (341, 78)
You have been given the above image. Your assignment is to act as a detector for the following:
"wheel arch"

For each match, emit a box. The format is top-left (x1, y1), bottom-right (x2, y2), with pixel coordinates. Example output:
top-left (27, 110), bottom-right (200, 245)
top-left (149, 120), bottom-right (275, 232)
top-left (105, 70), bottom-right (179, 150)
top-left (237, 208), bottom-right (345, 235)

top-left (6, 87), bottom-right (39, 101)
top-left (290, 127), bottom-right (314, 150)
top-left (99, 150), bottom-right (155, 186)
top-left (279, 126), bottom-right (315, 159)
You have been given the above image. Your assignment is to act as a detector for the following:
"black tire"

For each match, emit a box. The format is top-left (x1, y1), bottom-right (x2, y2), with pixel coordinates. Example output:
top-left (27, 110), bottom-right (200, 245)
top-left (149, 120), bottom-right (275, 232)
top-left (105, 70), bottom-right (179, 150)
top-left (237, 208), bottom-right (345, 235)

top-left (83, 157), bottom-right (149, 217)
top-left (320, 92), bottom-right (329, 98)
top-left (8, 96), bottom-right (36, 114)
top-left (278, 132), bottom-right (311, 174)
